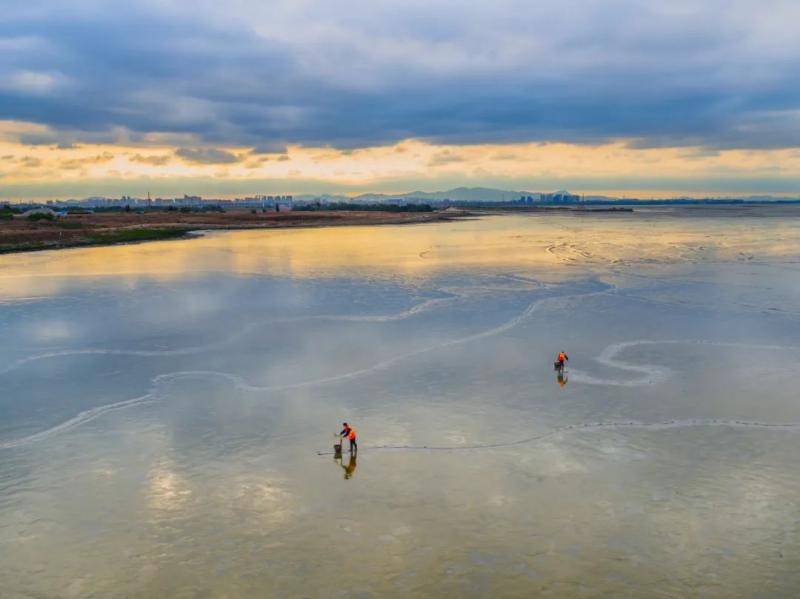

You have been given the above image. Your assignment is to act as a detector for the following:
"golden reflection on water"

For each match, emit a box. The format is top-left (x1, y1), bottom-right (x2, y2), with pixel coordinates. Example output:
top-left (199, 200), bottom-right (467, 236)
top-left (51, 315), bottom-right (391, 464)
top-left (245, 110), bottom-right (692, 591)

top-left (147, 462), bottom-right (192, 512)
top-left (1, 212), bottom-right (799, 299)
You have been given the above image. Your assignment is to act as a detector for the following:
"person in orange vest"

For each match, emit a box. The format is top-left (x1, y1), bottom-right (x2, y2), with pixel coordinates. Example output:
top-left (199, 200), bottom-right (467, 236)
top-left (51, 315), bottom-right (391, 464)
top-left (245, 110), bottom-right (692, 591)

top-left (340, 422), bottom-right (357, 454)
top-left (555, 351), bottom-right (569, 370)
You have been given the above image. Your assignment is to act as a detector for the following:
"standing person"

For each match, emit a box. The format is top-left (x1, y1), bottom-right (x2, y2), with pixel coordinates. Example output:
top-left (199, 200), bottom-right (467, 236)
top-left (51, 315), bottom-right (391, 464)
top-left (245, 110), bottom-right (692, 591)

top-left (556, 351), bottom-right (569, 371)
top-left (340, 422), bottom-right (357, 454)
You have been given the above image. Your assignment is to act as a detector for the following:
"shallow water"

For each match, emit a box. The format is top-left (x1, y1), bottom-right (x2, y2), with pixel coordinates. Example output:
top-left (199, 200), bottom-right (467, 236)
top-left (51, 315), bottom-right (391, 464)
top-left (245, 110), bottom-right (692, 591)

top-left (1, 207), bottom-right (800, 597)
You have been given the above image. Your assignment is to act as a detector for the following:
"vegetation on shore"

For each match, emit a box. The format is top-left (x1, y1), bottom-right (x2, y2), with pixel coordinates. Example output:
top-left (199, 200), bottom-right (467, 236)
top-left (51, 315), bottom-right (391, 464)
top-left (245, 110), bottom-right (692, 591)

top-left (0, 227), bottom-right (190, 254)
top-left (294, 202), bottom-right (434, 212)
top-left (0, 208), bottom-right (466, 255)
top-left (85, 227), bottom-right (189, 245)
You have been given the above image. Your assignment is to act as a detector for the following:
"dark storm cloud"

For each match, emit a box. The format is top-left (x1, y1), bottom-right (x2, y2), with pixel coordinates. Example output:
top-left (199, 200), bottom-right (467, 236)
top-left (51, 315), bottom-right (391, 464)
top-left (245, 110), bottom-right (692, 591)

top-left (130, 153), bottom-right (172, 166)
top-left (175, 147), bottom-right (239, 164)
top-left (1, 0), bottom-right (799, 150)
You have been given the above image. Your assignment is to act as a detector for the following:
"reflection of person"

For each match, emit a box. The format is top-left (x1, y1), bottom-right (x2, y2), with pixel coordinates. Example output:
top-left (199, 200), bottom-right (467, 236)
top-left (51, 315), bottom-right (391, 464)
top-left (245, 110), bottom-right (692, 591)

top-left (340, 422), bottom-right (357, 454)
top-left (336, 454), bottom-right (358, 480)
top-left (557, 371), bottom-right (568, 387)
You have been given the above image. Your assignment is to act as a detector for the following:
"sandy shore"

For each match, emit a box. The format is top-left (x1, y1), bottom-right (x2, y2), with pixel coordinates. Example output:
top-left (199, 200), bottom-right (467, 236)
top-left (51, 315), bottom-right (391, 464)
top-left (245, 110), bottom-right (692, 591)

top-left (0, 209), bottom-right (471, 254)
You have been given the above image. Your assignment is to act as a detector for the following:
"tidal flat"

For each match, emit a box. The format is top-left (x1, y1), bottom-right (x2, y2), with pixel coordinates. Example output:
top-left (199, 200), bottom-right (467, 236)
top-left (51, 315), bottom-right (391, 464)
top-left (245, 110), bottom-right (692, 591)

top-left (1, 206), bottom-right (799, 597)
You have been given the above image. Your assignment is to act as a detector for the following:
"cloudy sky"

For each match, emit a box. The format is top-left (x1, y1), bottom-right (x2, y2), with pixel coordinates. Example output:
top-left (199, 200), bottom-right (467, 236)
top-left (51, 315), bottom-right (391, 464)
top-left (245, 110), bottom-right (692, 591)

top-left (2, 0), bottom-right (799, 199)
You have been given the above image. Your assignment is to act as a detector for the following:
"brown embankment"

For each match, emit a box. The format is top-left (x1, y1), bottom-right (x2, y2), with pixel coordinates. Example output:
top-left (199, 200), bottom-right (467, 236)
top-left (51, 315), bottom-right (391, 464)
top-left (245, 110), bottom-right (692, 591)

top-left (0, 209), bottom-right (472, 254)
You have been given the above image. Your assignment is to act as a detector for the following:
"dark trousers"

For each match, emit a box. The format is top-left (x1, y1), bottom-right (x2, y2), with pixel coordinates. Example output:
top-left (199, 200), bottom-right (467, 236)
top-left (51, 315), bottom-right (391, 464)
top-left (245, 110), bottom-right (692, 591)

top-left (349, 439), bottom-right (357, 453)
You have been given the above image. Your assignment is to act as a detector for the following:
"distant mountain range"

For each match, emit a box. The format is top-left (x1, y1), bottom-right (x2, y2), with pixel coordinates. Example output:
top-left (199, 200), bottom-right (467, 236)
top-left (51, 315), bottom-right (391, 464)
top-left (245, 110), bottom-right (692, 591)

top-left (296, 187), bottom-right (798, 204)
top-left (297, 187), bottom-right (579, 203)
top-left (354, 187), bottom-right (537, 203)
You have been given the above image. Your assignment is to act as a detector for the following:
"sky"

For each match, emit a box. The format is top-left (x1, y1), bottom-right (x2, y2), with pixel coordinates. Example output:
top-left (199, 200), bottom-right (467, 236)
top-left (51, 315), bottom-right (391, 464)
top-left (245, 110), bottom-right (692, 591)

top-left (1, 0), bottom-right (800, 200)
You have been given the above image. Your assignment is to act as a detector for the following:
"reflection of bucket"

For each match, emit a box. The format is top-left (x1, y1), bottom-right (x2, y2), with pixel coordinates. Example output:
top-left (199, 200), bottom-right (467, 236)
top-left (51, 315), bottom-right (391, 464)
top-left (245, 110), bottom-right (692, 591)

top-left (334, 443), bottom-right (342, 457)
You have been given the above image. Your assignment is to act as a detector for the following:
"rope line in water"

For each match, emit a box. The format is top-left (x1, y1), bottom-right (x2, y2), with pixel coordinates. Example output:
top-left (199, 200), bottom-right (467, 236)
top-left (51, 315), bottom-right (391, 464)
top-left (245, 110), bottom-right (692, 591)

top-left (315, 418), bottom-right (800, 455)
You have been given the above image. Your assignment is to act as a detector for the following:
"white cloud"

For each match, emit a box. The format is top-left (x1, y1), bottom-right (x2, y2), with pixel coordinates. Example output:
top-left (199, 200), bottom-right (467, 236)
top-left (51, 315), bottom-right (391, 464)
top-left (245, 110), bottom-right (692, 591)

top-left (4, 70), bottom-right (67, 95)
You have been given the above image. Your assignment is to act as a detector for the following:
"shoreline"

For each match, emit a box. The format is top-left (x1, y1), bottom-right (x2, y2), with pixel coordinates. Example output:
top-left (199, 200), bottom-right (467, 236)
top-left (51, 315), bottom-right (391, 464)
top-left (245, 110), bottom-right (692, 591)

top-left (0, 205), bottom-right (643, 256)
top-left (0, 209), bottom-right (474, 255)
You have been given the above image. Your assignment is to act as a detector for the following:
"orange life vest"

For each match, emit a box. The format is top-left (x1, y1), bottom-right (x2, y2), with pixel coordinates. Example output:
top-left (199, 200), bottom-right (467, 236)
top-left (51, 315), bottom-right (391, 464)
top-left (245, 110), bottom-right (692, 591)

top-left (348, 428), bottom-right (357, 441)
top-left (558, 352), bottom-right (566, 362)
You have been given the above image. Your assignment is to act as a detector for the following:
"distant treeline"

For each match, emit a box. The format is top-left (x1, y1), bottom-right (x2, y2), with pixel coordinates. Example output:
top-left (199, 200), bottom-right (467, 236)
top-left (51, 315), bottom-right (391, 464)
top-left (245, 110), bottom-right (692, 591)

top-left (456, 204), bottom-right (632, 212)
top-left (1, 205), bottom-right (22, 219)
top-left (89, 205), bottom-right (226, 213)
top-left (294, 202), bottom-right (433, 212)
top-left (582, 198), bottom-right (800, 206)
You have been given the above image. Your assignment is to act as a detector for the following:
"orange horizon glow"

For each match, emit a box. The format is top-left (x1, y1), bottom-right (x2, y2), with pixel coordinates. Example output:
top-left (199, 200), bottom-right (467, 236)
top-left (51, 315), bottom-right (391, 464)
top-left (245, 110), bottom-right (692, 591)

top-left (1, 121), bottom-right (799, 200)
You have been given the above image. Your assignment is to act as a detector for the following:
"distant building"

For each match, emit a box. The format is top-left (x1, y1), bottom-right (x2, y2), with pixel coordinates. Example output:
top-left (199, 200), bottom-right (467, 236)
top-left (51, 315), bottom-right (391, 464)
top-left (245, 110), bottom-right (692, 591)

top-left (541, 191), bottom-right (581, 203)
top-left (38, 192), bottom-right (296, 211)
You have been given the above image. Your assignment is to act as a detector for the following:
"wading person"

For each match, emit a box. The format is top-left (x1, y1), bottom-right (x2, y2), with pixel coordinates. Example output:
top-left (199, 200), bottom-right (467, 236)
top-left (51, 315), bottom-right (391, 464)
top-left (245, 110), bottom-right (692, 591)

top-left (555, 350), bottom-right (569, 371)
top-left (340, 422), bottom-right (357, 454)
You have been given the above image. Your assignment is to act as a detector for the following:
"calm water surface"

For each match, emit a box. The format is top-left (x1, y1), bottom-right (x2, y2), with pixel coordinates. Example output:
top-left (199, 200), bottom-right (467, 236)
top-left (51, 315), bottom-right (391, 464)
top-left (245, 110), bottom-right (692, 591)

top-left (1, 208), bottom-right (800, 597)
